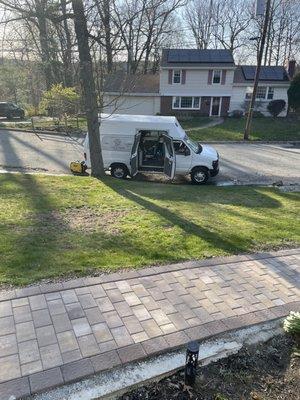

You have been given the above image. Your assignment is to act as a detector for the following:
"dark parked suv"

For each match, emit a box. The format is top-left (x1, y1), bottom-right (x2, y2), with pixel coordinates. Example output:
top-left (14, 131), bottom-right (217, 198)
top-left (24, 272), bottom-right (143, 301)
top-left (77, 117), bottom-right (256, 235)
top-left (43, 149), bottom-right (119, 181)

top-left (0, 102), bottom-right (25, 119)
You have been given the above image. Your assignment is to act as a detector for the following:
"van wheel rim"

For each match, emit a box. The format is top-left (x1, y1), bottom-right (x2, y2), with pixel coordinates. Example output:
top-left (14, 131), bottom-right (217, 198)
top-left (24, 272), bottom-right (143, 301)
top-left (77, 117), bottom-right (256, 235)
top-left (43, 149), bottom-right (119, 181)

top-left (194, 171), bottom-right (206, 182)
top-left (114, 168), bottom-right (124, 178)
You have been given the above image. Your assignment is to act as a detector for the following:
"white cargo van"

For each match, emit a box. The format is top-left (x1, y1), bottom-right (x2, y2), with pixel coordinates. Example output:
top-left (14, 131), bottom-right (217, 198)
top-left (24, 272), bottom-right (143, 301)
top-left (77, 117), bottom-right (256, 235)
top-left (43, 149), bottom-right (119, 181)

top-left (84, 114), bottom-right (219, 184)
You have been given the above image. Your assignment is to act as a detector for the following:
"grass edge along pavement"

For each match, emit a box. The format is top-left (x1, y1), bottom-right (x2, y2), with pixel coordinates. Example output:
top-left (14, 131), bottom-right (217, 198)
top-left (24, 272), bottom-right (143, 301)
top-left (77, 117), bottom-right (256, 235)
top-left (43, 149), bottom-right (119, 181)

top-left (0, 173), bottom-right (299, 286)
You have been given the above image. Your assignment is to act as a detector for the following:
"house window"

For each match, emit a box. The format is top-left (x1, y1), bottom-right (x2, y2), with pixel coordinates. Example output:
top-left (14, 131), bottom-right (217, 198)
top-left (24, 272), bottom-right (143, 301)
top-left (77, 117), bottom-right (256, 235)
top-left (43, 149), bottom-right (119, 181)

top-left (256, 86), bottom-right (267, 99)
top-left (181, 97), bottom-right (193, 108)
top-left (193, 97), bottom-right (200, 108)
top-left (212, 70), bottom-right (221, 84)
top-left (173, 70), bottom-right (181, 84)
top-left (267, 87), bottom-right (274, 100)
top-left (245, 87), bottom-right (253, 100)
top-left (173, 97), bottom-right (180, 108)
top-left (172, 96), bottom-right (200, 110)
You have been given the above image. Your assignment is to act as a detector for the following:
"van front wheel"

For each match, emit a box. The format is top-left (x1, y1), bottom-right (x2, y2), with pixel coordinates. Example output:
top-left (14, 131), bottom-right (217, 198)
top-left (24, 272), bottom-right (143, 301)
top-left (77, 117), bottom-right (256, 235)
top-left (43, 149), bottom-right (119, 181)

top-left (191, 167), bottom-right (209, 185)
top-left (111, 164), bottom-right (128, 179)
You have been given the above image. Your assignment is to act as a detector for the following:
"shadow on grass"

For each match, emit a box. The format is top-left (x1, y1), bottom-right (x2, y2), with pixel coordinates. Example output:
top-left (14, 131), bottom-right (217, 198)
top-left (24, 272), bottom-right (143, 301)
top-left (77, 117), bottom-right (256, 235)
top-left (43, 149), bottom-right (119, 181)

top-left (103, 178), bottom-right (283, 254)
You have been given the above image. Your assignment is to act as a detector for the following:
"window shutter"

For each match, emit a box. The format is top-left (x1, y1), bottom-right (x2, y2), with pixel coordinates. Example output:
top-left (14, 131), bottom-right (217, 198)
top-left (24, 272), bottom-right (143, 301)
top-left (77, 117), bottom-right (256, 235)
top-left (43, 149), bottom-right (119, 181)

top-left (168, 70), bottom-right (173, 84)
top-left (221, 70), bottom-right (227, 85)
top-left (208, 70), bottom-right (213, 85)
top-left (181, 70), bottom-right (186, 84)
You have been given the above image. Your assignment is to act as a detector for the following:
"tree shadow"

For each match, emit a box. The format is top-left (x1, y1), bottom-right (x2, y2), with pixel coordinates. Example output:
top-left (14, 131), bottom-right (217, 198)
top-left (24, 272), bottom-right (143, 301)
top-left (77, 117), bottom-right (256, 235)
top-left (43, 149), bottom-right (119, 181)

top-left (103, 179), bottom-right (266, 255)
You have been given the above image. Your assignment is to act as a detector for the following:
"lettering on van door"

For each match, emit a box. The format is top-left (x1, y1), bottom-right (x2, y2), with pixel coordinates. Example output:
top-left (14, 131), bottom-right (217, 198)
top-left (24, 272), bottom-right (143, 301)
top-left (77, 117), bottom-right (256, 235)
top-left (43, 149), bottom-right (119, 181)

top-left (101, 135), bottom-right (133, 152)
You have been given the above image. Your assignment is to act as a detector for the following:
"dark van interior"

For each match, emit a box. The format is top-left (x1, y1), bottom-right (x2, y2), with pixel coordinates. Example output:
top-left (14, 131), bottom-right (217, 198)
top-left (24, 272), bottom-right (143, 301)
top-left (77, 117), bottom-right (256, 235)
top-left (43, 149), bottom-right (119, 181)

top-left (138, 130), bottom-right (167, 171)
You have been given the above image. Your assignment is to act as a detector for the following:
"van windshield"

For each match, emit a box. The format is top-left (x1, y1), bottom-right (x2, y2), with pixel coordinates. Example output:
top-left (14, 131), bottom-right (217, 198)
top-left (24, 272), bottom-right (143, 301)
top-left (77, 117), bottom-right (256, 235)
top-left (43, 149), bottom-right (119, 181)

top-left (185, 135), bottom-right (202, 154)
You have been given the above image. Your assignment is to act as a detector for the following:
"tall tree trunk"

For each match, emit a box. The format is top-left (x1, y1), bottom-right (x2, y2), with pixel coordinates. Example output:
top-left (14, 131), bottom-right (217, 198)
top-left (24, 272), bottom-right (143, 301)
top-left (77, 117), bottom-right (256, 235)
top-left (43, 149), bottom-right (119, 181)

top-left (61, 0), bottom-right (74, 86)
top-left (36, 0), bottom-right (54, 90)
top-left (71, 0), bottom-right (105, 177)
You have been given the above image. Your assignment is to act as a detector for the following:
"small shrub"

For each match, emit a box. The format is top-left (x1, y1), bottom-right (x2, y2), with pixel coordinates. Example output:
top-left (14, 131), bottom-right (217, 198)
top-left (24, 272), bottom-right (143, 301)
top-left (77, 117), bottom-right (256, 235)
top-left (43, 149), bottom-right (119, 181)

top-left (288, 72), bottom-right (300, 112)
top-left (245, 110), bottom-right (265, 118)
top-left (267, 99), bottom-right (286, 117)
top-left (228, 110), bottom-right (243, 118)
top-left (283, 311), bottom-right (300, 336)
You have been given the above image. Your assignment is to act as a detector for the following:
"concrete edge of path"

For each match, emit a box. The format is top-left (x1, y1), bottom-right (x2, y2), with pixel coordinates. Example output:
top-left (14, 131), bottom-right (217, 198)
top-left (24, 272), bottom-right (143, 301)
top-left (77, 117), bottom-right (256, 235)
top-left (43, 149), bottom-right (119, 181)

top-left (0, 302), bottom-right (299, 400)
top-left (30, 318), bottom-right (284, 400)
top-left (1, 248), bottom-right (299, 302)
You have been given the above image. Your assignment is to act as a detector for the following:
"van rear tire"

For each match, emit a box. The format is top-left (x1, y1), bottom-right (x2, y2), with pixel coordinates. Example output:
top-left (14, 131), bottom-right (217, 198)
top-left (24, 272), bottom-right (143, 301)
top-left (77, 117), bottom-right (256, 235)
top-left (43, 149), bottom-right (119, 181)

top-left (111, 164), bottom-right (128, 179)
top-left (191, 167), bottom-right (209, 185)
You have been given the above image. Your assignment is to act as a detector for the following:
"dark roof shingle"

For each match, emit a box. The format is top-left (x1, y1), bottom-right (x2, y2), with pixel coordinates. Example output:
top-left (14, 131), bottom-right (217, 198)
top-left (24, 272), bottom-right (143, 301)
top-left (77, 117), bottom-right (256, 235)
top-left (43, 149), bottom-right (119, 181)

top-left (234, 65), bottom-right (290, 83)
top-left (103, 71), bottom-right (159, 94)
top-left (161, 48), bottom-right (235, 67)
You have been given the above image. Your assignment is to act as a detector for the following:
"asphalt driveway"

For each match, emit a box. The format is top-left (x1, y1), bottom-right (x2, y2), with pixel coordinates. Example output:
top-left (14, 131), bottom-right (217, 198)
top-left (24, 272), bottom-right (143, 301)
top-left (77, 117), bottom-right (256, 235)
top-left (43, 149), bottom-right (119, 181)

top-left (0, 129), bottom-right (299, 185)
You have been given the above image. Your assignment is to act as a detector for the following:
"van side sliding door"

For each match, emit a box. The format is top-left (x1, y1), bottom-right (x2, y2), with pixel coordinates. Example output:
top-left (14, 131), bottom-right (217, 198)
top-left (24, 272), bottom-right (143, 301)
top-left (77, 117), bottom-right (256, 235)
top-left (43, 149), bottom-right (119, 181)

top-left (162, 134), bottom-right (176, 179)
top-left (130, 132), bottom-right (141, 176)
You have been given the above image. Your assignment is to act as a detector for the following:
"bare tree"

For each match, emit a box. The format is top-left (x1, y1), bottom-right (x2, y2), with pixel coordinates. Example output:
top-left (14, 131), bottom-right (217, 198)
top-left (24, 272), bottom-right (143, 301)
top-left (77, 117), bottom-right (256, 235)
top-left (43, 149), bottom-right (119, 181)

top-left (112, 0), bottom-right (185, 74)
top-left (184, 0), bottom-right (214, 49)
top-left (212, 0), bottom-right (251, 53)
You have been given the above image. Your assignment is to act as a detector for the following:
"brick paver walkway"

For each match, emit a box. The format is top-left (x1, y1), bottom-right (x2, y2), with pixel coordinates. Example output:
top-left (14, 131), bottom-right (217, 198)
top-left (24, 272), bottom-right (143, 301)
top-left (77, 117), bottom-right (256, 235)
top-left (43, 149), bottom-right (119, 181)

top-left (0, 249), bottom-right (299, 399)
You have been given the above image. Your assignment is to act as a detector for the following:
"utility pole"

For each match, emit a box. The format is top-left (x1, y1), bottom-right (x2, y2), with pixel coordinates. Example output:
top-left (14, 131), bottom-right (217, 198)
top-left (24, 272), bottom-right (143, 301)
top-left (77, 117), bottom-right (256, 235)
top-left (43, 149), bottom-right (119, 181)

top-left (244, 0), bottom-right (272, 140)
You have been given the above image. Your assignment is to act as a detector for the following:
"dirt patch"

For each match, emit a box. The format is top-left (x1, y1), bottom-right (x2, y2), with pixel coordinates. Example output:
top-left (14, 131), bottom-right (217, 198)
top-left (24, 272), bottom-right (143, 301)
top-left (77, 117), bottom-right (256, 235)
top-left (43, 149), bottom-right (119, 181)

top-left (119, 335), bottom-right (299, 400)
top-left (22, 206), bottom-right (128, 234)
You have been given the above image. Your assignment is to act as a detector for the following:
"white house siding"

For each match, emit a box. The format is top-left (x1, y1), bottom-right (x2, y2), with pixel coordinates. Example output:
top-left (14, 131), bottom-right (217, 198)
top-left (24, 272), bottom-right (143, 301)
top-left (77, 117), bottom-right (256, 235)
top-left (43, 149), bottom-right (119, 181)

top-left (230, 85), bottom-right (289, 117)
top-left (103, 94), bottom-right (160, 115)
top-left (160, 68), bottom-right (235, 97)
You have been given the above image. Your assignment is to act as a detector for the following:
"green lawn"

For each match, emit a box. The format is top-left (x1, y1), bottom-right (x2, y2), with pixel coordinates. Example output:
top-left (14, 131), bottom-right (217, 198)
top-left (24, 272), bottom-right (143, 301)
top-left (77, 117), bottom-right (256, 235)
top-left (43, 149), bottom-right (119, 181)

top-left (0, 117), bottom-right (87, 132)
top-left (0, 174), bottom-right (299, 286)
top-left (179, 117), bottom-right (212, 129)
top-left (183, 117), bottom-right (300, 142)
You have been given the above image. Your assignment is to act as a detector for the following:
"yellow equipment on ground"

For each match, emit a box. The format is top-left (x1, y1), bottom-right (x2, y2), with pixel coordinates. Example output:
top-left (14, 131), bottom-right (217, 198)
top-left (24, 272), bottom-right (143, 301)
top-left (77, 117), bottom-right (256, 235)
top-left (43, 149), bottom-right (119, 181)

top-left (70, 161), bottom-right (87, 174)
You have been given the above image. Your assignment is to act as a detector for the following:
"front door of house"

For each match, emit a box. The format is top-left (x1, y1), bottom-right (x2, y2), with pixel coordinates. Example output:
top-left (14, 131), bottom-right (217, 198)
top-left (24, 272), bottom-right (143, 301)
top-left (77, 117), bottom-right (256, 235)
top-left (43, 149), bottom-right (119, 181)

top-left (211, 97), bottom-right (221, 116)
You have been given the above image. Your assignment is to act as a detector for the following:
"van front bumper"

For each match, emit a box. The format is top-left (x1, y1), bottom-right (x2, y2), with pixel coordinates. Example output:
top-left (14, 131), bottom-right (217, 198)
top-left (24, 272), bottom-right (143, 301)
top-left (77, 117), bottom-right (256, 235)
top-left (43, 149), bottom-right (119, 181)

top-left (210, 168), bottom-right (219, 177)
top-left (209, 159), bottom-right (219, 177)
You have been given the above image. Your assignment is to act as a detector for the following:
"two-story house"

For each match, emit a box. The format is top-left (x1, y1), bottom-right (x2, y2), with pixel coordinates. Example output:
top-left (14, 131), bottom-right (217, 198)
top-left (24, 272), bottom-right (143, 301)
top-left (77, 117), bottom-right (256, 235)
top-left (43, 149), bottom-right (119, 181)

top-left (159, 48), bottom-right (235, 117)
top-left (103, 49), bottom-right (293, 117)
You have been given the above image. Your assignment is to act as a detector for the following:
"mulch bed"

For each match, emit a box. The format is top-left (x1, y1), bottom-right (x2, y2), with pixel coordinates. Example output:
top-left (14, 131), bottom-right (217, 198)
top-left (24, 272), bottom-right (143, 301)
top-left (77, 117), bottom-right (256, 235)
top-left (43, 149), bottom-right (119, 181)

top-left (118, 335), bottom-right (299, 400)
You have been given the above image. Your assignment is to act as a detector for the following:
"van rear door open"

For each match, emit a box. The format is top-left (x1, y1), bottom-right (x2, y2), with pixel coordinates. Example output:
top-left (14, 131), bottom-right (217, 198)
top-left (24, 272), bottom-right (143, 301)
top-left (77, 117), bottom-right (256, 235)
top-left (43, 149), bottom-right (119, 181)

top-left (130, 132), bottom-right (141, 176)
top-left (162, 134), bottom-right (175, 179)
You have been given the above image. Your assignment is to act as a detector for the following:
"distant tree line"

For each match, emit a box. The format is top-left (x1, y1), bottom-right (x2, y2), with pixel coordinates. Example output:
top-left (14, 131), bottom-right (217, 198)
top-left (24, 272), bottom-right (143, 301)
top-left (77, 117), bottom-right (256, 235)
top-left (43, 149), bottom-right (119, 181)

top-left (0, 0), bottom-right (299, 105)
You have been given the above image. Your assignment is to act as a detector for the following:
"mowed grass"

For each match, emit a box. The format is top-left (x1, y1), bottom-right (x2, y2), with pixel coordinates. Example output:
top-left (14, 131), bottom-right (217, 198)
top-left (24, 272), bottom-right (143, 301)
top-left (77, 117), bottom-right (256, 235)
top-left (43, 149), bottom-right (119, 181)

top-left (182, 117), bottom-right (300, 142)
top-left (0, 173), bottom-right (299, 286)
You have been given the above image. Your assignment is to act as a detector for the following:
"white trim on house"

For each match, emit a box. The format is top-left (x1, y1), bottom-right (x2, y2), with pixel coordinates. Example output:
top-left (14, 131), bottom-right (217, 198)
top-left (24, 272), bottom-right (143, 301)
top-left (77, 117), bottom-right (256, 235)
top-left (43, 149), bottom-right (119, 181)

top-left (103, 92), bottom-right (160, 97)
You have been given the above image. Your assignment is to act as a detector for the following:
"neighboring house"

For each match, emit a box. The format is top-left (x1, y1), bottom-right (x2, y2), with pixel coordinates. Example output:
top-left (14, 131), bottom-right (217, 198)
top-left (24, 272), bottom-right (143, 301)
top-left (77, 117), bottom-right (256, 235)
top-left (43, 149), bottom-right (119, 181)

top-left (103, 50), bottom-right (294, 117)
top-left (230, 65), bottom-right (291, 116)
top-left (103, 72), bottom-right (160, 115)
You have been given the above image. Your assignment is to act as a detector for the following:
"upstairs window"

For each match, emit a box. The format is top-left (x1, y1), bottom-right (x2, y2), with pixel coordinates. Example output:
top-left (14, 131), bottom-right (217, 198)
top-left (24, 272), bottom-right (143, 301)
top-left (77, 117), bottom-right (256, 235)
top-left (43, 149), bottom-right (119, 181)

top-left (173, 70), bottom-right (181, 84)
top-left (212, 70), bottom-right (221, 84)
top-left (267, 87), bottom-right (274, 99)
